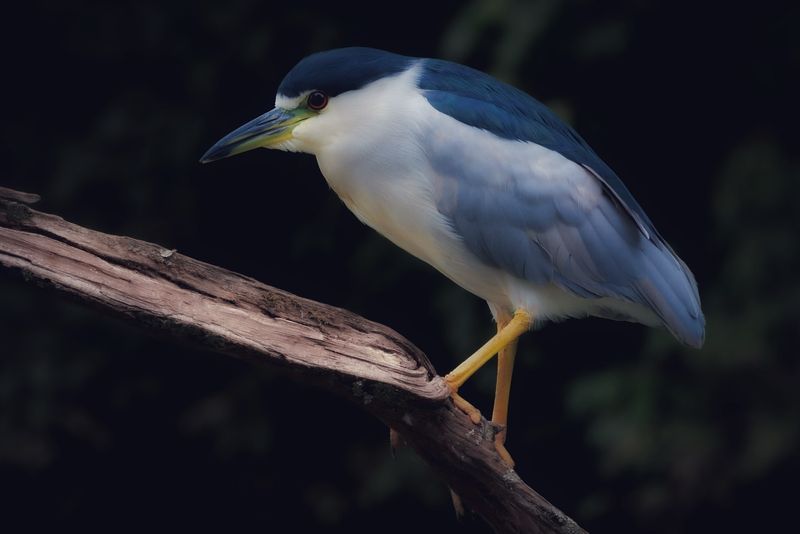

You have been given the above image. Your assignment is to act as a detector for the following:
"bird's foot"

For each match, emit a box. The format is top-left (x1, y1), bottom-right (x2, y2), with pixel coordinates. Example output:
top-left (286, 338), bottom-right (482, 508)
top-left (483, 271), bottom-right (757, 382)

top-left (493, 426), bottom-right (515, 468)
top-left (444, 376), bottom-right (483, 424)
top-left (452, 392), bottom-right (482, 424)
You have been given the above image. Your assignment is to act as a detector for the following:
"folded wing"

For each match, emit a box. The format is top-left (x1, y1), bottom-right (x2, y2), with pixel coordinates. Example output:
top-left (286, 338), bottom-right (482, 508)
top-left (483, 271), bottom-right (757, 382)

top-left (425, 98), bottom-right (705, 347)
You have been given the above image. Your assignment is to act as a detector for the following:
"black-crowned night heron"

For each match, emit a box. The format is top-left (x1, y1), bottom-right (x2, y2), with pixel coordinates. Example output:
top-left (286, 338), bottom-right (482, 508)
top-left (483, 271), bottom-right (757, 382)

top-left (201, 47), bottom-right (705, 466)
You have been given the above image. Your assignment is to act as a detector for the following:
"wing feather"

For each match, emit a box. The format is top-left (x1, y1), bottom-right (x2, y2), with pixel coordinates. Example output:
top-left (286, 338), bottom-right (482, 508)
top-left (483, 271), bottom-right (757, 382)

top-left (425, 111), bottom-right (705, 347)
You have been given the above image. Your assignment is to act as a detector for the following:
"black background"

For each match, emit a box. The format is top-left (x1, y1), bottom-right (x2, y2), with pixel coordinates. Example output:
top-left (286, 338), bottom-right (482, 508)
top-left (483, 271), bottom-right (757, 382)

top-left (1, 1), bottom-right (798, 532)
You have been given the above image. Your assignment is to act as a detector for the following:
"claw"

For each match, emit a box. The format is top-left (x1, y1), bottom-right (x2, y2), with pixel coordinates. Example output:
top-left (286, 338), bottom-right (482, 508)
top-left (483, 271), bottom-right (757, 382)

top-left (445, 376), bottom-right (483, 424)
top-left (493, 426), bottom-right (515, 468)
top-left (451, 392), bottom-right (483, 424)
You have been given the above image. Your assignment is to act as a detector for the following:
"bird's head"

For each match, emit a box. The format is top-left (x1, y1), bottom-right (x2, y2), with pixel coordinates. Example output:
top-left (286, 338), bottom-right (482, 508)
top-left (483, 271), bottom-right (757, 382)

top-left (200, 47), bottom-right (415, 162)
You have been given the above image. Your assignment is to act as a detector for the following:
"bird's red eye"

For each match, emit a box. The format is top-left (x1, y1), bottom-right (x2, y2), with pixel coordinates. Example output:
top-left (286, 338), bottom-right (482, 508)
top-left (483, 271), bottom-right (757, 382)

top-left (307, 91), bottom-right (328, 110)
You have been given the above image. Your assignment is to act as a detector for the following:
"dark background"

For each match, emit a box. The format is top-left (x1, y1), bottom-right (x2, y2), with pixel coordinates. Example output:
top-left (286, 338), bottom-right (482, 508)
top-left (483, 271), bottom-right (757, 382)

top-left (1, 1), bottom-right (798, 532)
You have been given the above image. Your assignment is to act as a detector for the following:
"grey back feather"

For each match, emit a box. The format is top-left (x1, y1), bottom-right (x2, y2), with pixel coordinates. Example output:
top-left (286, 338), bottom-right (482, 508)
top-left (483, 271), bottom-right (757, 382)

top-left (427, 120), bottom-right (705, 347)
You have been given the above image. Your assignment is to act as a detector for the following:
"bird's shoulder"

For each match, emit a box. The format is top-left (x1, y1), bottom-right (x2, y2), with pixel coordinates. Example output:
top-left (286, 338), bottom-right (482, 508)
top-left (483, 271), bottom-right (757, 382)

top-left (417, 58), bottom-right (656, 237)
top-left (418, 58), bottom-right (584, 151)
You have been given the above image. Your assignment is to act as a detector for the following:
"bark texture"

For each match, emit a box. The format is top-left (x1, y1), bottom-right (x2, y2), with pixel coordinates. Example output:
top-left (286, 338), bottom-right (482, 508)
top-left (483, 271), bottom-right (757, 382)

top-left (0, 186), bottom-right (586, 534)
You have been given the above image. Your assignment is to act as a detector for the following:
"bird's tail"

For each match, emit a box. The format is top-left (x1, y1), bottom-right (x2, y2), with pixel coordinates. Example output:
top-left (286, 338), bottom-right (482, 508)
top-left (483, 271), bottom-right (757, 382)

top-left (634, 240), bottom-right (705, 348)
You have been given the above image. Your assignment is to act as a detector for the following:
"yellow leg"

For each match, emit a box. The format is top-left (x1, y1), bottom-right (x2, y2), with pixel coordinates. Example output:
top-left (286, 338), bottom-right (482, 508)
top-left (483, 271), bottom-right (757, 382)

top-left (492, 326), bottom-right (519, 467)
top-left (444, 310), bottom-right (532, 425)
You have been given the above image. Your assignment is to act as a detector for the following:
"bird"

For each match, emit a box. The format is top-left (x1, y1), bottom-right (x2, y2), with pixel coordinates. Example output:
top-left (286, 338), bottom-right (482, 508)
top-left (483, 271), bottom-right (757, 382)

top-left (200, 47), bottom-right (705, 466)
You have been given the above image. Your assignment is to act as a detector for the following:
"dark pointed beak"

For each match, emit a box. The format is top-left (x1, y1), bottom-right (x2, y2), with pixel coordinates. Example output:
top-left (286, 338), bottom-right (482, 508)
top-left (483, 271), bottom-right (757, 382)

top-left (200, 107), bottom-right (312, 163)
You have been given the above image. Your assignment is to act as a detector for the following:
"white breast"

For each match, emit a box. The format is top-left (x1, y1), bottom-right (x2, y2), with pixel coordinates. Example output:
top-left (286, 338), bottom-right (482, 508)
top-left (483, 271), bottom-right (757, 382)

top-left (293, 67), bottom-right (507, 305)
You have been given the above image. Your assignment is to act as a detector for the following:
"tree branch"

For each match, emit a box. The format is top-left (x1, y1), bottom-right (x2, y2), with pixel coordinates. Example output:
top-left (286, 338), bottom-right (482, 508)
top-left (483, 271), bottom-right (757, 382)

top-left (0, 186), bottom-right (586, 534)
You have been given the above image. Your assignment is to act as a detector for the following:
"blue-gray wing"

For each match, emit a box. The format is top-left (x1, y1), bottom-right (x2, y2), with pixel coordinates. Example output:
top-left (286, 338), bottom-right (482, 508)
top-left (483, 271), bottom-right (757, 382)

top-left (426, 117), bottom-right (705, 347)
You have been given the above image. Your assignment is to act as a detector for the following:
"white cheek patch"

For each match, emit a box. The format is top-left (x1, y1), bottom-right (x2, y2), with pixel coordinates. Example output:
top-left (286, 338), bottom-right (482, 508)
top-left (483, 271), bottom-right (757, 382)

top-left (275, 92), bottom-right (308, 109)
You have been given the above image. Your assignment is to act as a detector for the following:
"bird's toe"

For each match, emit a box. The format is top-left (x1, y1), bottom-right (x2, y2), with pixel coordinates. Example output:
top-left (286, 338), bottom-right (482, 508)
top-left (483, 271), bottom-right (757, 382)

top-left (447, 386), bottom-right (483, 425)
top-left (493, 428), bottom-right (515, 468)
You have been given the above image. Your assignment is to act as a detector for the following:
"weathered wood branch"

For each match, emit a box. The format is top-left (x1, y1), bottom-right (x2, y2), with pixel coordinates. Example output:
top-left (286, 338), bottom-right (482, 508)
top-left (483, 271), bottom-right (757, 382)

top-left (0, 186), bottom-right (585, 534)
